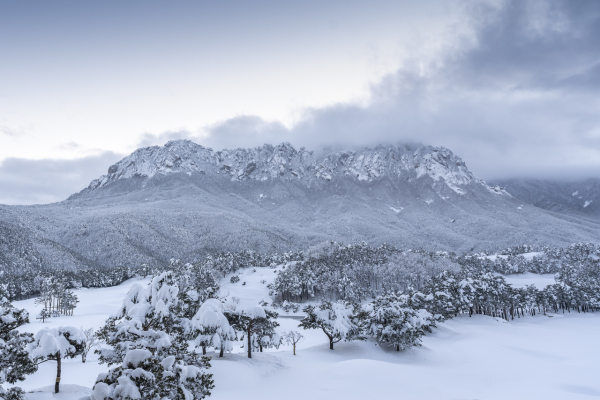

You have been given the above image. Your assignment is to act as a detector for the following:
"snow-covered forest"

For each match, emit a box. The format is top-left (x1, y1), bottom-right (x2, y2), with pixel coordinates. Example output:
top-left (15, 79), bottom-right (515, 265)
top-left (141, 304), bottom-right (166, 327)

top-left (2, 241), bottom-right (600, 399)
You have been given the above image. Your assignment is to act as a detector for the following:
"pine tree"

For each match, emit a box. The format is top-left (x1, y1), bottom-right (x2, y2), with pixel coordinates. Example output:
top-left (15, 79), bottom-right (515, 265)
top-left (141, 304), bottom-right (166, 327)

top-left (229, 305), bottom-right (278, 358)
top-left (94, 272), bottom-right (214, 399)
top-left (185, 298), bottom-right (236, 357)
top-left (366, 292), bottom-right (431, 351)
top-left (0, 297), bottom-right (37, 400)
top-left (27, 327), bottom-right (86, 393)
top-left (299, 300), bottom-right (362, 350)
top-left (91, 349), bottom-right (213, 400)
top-left (36, 309), bottom-right (51, 323)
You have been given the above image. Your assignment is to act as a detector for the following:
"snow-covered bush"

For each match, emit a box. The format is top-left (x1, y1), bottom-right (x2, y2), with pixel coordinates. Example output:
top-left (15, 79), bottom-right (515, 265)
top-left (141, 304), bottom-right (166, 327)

top-left (0, 297), bottom-right (36, 400)
top-left (365, 292), bottom-right (432, 351)
top-left (280, 301), bottom-right (300, 313)
top-left (230, 275), bottom-right (240, 284)
top-left (299, 300), bottom-right (362, 350)
top-left (27, 326), bottom-right (85, 393)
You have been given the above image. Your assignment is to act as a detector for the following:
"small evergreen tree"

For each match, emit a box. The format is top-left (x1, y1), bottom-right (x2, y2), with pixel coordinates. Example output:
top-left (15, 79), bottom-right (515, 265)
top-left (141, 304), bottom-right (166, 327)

top-left (27, 326), bottom-right (86, 393)
top-left (230, 305), bottom-right (278, 358)
top-left (94, 272), bottom-right (214, 398)
top-left (91, 349), bottom-right (213, 400)
top-left (0, 297), bottom-right (37, 400)
top-left (185, 298), bottom-right (236, 357)
top-left (366, 292), bottom-right (432, 351)
top-left (36, 308), bottom-right (51, 323)
top-left (299, 300), bottom-right (362, 350)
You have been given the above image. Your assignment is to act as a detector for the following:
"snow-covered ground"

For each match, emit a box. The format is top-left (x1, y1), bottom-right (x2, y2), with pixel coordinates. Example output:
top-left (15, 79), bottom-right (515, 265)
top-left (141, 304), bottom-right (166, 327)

top-left (6, 268), bottom-right (600, 400)
top-left (503, 272), bottom-right (556, 288)
top-left (483, 251), bottom-right (543, 262)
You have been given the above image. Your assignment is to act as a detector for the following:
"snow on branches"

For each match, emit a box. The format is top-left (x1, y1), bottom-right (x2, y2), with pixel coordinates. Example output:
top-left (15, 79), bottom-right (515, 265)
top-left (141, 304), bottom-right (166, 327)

top-left (299, 300), bottom-right (362, 350)
top-left (27, 326), bottom-right (86, 393)
top-left (0, 298), bottom-right (36, 400)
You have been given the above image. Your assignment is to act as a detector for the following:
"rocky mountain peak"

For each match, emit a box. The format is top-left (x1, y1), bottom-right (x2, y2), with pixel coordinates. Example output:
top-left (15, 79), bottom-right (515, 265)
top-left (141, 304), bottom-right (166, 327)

top-left (79, 140), bottom-right (506, 197)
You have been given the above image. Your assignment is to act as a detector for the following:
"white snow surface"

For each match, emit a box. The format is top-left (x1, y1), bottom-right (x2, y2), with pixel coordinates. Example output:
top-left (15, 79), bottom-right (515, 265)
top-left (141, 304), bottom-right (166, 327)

top-left (584, 200), bottom-right (592, 208)
top-left (6, 269), bottom-right (600, 400)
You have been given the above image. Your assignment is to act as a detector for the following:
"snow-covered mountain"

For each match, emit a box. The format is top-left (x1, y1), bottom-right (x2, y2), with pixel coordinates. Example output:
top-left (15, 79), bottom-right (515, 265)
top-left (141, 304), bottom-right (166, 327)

top-left (75, 140), bottom-right (506, 198)
top-left (490, 178), bottom-right (600, 218)
top-left (2, 140), bottom-right (600, 271)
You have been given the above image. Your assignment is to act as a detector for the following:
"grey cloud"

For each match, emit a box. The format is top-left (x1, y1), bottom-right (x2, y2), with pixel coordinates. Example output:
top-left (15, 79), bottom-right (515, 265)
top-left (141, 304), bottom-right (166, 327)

top-left (0, 152), bottom-right (124, 205)
top-left (198, 0), bottom-right (600, 181)
top-left (136, 131), bottom-right (193, 148)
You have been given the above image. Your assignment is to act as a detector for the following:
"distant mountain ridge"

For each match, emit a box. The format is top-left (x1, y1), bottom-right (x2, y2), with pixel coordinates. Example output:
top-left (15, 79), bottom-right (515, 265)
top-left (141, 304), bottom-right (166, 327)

top-left (490, 178), bottom-right (600, 218)
top-left (1, 140), bottom-right (599, 272)
top-left (75, 140), bottom-right (507, 198)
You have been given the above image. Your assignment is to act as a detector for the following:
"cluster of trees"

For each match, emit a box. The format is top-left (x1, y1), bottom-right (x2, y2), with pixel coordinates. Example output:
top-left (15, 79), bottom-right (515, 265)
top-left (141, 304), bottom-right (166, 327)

top-left (4, 241), bottom-right (600, 304)
top-left (269, 244), bottom-right (459, 303)
top-left (4, 240), bottom-right (600, 399)
top-left (0, 283), bottom-right (103, 398)
top-left (295, 258), bottom-right (600, 353)
top-left (34, 278), bottom-right (79, 317)
top-left (0, 264), bottom-right (147, 302)
top-left (458, 242), bottom-right (600, 275)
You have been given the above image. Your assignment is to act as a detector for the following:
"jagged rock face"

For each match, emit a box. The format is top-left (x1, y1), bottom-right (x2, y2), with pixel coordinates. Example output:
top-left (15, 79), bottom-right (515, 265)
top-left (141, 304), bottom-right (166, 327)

top-left (2, 140), bottom-right (598, 272)
top-left (77, 140), bottom-right (503, 198)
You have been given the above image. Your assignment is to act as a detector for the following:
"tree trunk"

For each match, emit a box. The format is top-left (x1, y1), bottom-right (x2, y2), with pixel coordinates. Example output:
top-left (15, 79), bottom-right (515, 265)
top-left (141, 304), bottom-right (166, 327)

top-left (82, 351), bottom-right (86, 363)
top-left (396, 344), bottom-right (400, 351)
top-left (202, 346), bottom-right (206, 355)
top-left (55, 354), bottom-right (61, 393)
top-left (259, 344), bottom-right (263, 352)
top-left (247, 328), bottom-right (252, 359)
top-left (293, 344), bottom-right (296, 356)
top-left (329, 339), bottom-right (334, 350)
top-left (219, 347), bottom-right (224, 358)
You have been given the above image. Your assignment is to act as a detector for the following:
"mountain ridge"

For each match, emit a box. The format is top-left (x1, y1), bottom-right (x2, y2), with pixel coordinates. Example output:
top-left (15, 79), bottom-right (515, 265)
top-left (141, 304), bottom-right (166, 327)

top-left (73, 140), bottom-right (508, 199)
top-left (1, 140), bottom-right (599, 272)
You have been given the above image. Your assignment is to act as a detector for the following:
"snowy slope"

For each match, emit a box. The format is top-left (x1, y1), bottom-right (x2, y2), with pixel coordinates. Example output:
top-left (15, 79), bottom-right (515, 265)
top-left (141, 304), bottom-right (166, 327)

top-left (491, 177), bottom-right (600, 218)
top-left (3, 141), bottom-right (600, 272)
top-left (6, 271), bottom-right (600, 400)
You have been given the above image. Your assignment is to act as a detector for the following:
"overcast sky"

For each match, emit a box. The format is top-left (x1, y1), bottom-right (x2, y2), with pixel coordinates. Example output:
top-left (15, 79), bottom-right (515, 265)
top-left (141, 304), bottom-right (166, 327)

top-left (1, 0), bottom-right (599, 205)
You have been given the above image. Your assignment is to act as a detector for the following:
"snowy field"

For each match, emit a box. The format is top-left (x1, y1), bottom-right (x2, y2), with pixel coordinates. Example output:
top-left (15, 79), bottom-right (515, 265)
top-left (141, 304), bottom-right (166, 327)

top-left (6, 267), bottom-right (600, 400)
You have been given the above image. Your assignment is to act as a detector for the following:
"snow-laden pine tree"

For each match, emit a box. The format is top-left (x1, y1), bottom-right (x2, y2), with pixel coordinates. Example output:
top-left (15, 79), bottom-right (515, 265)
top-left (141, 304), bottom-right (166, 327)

top-left (171, 260), bottom-right (221, 320)
top-left (418, 270), bottom-right (463, 322)
top-left (36, 308), bottom-right (51, 323)
top-left (93, 272), bottom-right (214, 399)
top-left (27, 326), bottom-right (86, 393)
top-left (365, 292), bottom-right (432, 351)
top-left (0, 295), bottom-right (36, 400)
top-left (185, 298), bottom-right (236, 357)
top-left (299, 300), bottom-right (362, 350)
top-left (229, 305), bottom-right (278, 358)
top-left (90, 348), bottom-right (212, 400)
top-left (96, 273), bottom-right (183, 365)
